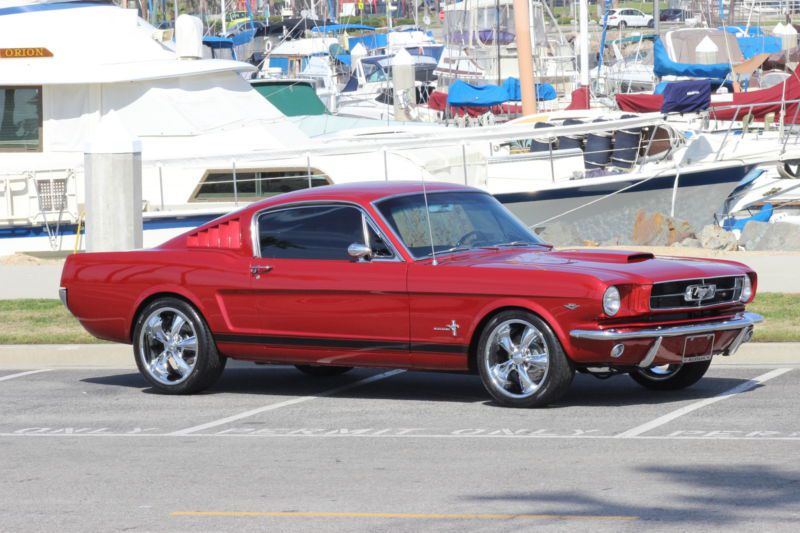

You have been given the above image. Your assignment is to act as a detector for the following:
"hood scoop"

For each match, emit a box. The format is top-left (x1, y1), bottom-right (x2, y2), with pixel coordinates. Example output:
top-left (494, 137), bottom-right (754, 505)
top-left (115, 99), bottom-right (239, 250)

top-left (552, 249), bottom-right (655, 264)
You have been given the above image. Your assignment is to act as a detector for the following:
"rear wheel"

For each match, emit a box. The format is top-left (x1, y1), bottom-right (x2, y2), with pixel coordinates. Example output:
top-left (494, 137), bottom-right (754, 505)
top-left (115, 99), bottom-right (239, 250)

top-left (133, 297), bottom-right (226, 394)
top-left (477, 310), bottom-right (574, 408)
top-left (295, 365), bottom-right (353, 377)
top-left (630, 360), bottom-right (711, 391)
top-left (618, 20), bottom-right (627, 30)
top-left (647, 19), bottom-right (654, 28)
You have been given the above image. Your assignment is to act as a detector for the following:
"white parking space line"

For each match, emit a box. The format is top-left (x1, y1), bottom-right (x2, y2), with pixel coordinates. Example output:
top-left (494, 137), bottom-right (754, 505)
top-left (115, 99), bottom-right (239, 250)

top-left (0, 369), bottom-right (51, 382)
top-left (615, 368), bottom-right (793, 438)
top-left (170, 369), bottom-right (406, 436)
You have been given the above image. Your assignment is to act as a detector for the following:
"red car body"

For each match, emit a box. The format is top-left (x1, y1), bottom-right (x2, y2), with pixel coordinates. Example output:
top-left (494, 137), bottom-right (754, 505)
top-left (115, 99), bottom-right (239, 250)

top-left (60, 182), bottom-right (760, 383)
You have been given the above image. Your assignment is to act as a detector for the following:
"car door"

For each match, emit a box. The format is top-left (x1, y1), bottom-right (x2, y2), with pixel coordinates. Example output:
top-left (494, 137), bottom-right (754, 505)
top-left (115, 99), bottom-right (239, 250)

top-left (246, 203), bottom-right (410, 367)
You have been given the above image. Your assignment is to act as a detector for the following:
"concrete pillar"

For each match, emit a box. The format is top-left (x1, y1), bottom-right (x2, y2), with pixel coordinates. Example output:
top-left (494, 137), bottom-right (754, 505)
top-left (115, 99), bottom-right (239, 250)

top-left (84, 110), bottom-right (143, 252)
top-left (392, 48), bottom-right (415, 121)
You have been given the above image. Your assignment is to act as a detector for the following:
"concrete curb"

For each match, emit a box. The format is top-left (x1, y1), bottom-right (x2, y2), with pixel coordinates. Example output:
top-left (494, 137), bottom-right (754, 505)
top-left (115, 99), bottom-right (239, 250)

top-left (0, 343), bottom-right (798, 370)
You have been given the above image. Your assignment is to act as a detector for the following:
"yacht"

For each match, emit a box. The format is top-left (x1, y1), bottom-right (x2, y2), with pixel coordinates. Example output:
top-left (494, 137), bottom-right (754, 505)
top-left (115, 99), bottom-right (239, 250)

top-left (0, 0), bottom-right (476, 255)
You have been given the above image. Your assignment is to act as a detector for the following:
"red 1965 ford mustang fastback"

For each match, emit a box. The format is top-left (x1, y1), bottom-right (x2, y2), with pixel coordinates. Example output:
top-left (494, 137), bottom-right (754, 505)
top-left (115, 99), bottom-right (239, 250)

top-left (60, 182), bottom-right (762, 407)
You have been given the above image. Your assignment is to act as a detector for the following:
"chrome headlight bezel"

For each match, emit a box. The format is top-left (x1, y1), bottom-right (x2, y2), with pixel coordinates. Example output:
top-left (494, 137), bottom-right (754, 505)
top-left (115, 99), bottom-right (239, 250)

top-left (740, 275), bottom-right (753, 303)
top-left (603, 286), bottom-right (621, 316)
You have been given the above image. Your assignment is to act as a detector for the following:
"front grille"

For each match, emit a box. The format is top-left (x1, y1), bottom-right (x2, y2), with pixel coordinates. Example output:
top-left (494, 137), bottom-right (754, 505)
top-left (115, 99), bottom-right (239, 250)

top-left (650, 276), bottom-right (744, 310)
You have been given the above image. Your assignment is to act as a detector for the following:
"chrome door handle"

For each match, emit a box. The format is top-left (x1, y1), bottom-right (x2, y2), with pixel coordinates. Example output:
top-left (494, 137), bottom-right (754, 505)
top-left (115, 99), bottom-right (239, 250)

top-left (250, 265), bottom-right (273, 278)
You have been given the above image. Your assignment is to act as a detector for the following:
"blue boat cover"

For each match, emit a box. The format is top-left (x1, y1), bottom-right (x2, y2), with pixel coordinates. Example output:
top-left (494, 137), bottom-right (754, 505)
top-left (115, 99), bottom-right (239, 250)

top-left (202, 29), bottom-right (255, 48)
top-left (311, 23), bottom-right (375, 33)
top-left (660, 80), bottom-right (712, 113)
top-left (721, 25), bottom-right (764, 37)
top-left (447, 78), bottom-right (557, 106)
top-left (722, 203), bottom-right (773, 231)
top-left (348, 33), bottom-right (388, 51)
top-left (447, 81), bottom-right (509, 106)
top-left (736, 36), bottom-right (781, 59)
top-left (653, 38), bottom-right (731, 79)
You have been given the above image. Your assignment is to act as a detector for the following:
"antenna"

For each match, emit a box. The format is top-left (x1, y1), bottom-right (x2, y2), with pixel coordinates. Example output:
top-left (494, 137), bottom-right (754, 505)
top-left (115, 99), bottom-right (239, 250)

top-left (420, 174), bottom-right (438, 266)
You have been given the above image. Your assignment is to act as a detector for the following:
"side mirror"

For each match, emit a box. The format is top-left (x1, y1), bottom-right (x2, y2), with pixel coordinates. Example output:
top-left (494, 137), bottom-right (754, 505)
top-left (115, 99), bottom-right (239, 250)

top-left (348, 243), bottom-right (372, 260)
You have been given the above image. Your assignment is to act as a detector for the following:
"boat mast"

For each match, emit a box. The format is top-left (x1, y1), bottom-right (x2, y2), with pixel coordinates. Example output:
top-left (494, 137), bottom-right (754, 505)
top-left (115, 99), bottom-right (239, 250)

top-left (513, 0), bottom-right (536, 114)
top-left (496, 0), bottom-right (501, 84)
top-left (579, 0), bottom-right (589, 88)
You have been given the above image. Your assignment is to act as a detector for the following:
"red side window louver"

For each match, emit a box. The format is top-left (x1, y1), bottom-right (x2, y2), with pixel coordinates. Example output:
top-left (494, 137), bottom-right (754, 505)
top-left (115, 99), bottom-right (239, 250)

top-left (186, 218), bottom-right (242, 249)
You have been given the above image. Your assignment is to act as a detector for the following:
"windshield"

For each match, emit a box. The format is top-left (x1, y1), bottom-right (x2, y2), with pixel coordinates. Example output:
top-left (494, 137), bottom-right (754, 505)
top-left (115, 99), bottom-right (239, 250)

top-left (376, 191), bottom-right (543, 259)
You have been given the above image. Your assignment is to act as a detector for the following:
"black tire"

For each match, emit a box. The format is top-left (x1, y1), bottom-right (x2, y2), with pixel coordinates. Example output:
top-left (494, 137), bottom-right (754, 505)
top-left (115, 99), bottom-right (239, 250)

top-left (133, 297), bottom-right (226, 394)
top-left (618, 21), bottom-right (627, 30)
top-left (477, 310), bottom-right (574, 408)
top-left (295, 365), bottom-right (353, 377)
top-left (629, 360), bottom-right (712, 391)
top-left (647, 19), bottom-right (654, 28)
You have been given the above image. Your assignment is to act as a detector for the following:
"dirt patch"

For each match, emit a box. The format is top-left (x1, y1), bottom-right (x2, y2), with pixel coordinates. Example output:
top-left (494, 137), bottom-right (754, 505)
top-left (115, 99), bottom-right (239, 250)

top-left (0, 254), bottom-right (65, 266)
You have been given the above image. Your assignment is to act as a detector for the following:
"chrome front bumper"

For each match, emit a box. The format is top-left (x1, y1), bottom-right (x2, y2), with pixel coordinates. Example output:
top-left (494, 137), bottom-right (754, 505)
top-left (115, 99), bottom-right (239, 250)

top-left (570, 312), bottom-right (763, 368)
top-left (570, 312), bottom-right (763, 341)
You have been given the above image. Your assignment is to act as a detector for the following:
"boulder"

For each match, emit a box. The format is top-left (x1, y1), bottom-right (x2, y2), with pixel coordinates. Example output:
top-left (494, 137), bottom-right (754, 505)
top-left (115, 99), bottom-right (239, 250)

top-left (739, 221), bottom-right (771, 250)
top-left (539, 221), bottom-right (583, 247)
top-left (741, 221), bottom-right (800, 251)
top-left (600, 235), bottom-right (626, 247)
top-left (675, 237), bottom-right (703, 248)
top-left (631, 209), bottom-right (695, 246)
top-left (699, 224), bottom-right (738, 251)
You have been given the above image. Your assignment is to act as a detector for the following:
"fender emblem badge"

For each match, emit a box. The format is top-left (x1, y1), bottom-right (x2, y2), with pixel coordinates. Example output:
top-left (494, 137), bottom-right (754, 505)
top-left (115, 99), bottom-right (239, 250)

top-left (564, 303), bottom-right (580, 310)
top-left (434, 320), bottom-right (460, 337)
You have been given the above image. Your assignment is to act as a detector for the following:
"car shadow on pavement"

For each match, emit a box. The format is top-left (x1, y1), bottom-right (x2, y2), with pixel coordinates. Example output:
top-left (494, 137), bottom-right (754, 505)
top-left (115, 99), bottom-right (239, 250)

top-left (463, 464), bottom-right (800, 526)
top-left (80, 368), bottom-right (759, 407)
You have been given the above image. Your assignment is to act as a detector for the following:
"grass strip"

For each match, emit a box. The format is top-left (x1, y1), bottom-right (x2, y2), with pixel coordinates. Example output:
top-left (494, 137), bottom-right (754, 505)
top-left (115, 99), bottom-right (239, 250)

top-left (0, 293), bottom-right (796, 344)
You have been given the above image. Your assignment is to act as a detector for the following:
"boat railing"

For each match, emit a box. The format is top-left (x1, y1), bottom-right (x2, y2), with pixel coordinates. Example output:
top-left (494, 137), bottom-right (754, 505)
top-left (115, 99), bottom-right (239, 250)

top-left (0, 168), bottom-right (78, 248)
top-left (703, 98), bottom-right (800, 161)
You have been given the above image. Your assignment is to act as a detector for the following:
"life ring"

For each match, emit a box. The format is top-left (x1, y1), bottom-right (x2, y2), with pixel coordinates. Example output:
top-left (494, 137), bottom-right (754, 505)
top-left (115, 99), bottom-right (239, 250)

top-left (778, 159), bottom-right (800, 179)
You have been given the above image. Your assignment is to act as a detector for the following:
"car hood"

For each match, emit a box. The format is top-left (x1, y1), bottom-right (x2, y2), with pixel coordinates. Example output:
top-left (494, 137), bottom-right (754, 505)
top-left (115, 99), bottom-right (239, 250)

top-left (437, 248), bottom-right (750, 285)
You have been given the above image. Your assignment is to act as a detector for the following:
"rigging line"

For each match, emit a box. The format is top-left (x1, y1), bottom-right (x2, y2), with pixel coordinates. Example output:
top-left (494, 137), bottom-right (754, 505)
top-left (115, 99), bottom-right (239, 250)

top-left (528, 167), bottom-right (678, 228)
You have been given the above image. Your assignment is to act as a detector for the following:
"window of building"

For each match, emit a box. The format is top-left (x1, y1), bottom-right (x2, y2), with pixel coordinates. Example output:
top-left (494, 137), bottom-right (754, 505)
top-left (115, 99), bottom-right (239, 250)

top-left (0, 87), bottom-right (42, 152)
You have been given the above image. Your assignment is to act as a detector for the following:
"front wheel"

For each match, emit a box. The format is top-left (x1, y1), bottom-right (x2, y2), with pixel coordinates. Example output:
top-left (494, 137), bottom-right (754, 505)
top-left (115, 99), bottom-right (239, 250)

top-left (477, 310), bottom-right (574, 408)
top-left (629, 360), bottom-right (711, 391)
top-left (133, 297), bottom-right (226, 394)
top-left (647, 19), bottom-right (654, 28)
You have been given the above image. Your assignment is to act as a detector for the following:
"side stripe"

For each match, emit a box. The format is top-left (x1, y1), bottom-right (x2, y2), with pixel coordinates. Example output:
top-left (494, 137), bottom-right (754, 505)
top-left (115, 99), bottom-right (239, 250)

top-left (215, 334), bottom-right (467, 354)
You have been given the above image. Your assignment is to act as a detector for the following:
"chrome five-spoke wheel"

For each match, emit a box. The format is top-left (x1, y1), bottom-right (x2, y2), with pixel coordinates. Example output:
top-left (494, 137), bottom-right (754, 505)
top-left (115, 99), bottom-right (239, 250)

top-left (133, 297), bottom-right (226, 394)
top-left (485, 319), bottom-right (549, 398)
top-left (139, 307), bottom-right (198, 385)
top-left (477, 310), bottom-right (574, 407)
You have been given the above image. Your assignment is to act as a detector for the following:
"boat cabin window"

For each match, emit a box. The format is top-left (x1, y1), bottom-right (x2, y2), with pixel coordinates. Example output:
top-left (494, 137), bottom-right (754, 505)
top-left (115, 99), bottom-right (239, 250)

top-left (0, 87), bottom-right (42, 152)
top-left (192, 170), bottom-right (329, 202)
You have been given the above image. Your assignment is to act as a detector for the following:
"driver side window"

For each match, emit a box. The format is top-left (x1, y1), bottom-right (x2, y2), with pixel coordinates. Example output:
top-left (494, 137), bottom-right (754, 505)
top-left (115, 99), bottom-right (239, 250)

top-left (257, 204), bottom-right (394, 260)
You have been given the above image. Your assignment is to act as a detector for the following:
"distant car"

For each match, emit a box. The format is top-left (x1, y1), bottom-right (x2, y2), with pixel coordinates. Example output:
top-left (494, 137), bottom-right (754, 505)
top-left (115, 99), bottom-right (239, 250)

top-left (606, 8), bottom-right (654, 29)
top-left (60, 182), bottom-right (762, 407)
top-left (660, 8), bottom-right (690, 22)
top-left (223, 20), bottom-right (264, 37)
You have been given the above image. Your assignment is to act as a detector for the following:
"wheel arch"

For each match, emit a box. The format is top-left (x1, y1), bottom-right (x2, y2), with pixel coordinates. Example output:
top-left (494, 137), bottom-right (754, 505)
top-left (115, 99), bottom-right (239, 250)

top-left (128, 288), bottom-right (205, 343)
top-left (466, 301), bottom-right (568, 373)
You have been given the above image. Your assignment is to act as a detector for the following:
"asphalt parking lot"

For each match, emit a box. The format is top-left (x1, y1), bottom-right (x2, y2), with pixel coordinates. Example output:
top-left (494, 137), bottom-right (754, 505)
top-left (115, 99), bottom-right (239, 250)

top-left (1, 356), bottom-right (799, 531)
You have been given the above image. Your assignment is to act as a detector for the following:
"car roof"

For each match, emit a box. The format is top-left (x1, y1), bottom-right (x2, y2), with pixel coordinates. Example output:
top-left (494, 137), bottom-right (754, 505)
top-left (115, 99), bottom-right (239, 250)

top-left (247, 181), bottom-right (481, 211)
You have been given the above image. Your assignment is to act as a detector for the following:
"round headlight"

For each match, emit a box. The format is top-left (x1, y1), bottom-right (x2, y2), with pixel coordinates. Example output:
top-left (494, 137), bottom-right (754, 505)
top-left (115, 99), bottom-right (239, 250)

top-left (740, 275), bottom-right (753, 302)
top-left (603, 286), bottom-right (621, 316)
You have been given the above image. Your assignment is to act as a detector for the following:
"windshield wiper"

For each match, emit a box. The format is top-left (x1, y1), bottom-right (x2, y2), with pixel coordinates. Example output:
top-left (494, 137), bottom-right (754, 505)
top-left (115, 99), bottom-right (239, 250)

top-left (424, 246), bottom-right (472, 258)
top-left (483, 241), bottom-right (545, 248)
